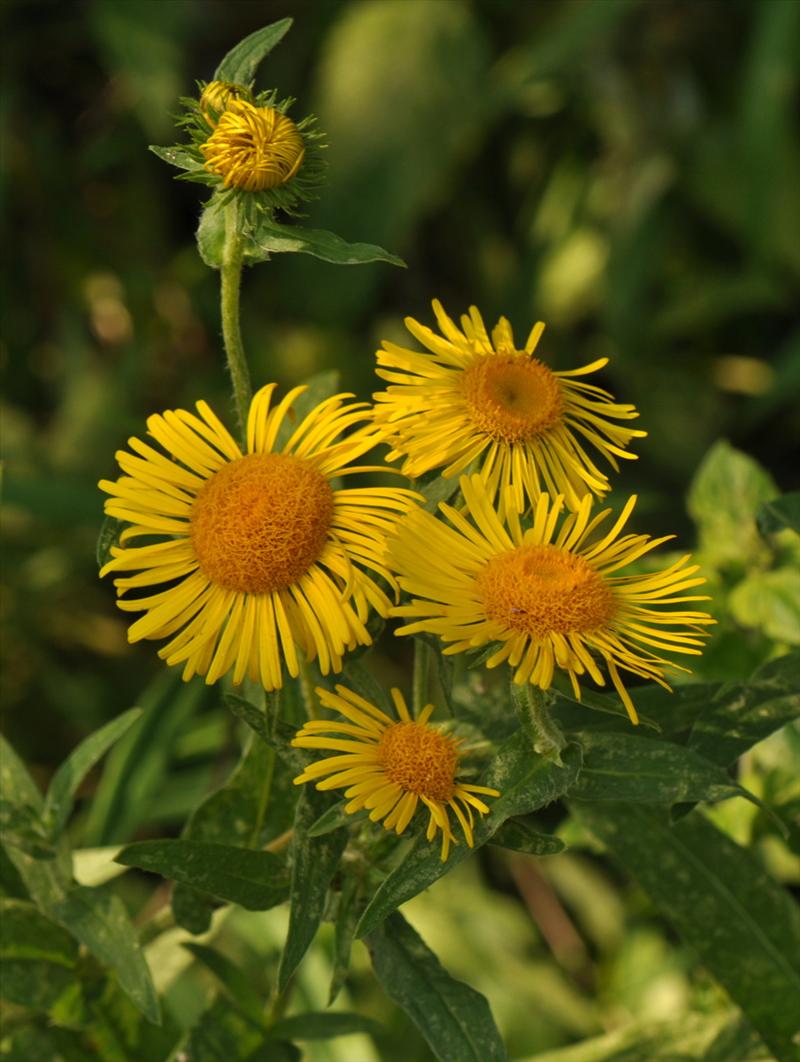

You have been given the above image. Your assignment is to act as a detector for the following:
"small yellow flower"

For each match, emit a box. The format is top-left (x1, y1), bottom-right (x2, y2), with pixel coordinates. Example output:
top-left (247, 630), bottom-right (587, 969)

top-left (293, 685), bottom-right (499, 861)
top-left (199, 80), bottom-right (248, 126)
top-left (99, 386), bottom-right (416, 689)
top-left (390, 474), bottom-right (715, 723)
top-left (374, 300), bottom-right (646, 515)
top-left (201, 100), bottom-right (305, 192)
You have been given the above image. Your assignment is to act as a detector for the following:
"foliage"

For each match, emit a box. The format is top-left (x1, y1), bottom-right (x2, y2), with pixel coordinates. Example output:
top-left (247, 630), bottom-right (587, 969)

top-left (3, 4), bottom-right (800, 1061)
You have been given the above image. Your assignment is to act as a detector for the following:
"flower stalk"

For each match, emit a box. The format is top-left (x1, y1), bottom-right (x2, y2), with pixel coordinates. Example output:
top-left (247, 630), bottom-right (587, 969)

top-left (220, 200), bottom-right (252, 440)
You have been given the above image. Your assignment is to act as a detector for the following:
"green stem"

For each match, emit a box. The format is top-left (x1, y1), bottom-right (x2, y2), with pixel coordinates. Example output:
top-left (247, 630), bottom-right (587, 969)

top-left (512, 682), bottom-right (567, 765)
top-left (220, 200), bottom-right (252, 439)
top-left (412, 638), bottom-right (433, 716)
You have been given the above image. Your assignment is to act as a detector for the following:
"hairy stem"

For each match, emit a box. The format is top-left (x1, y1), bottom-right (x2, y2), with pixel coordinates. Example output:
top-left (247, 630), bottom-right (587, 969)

top-left (220, 200), bottom-right (252, 439)
top-left (512, 682), bottom-right (567, 765)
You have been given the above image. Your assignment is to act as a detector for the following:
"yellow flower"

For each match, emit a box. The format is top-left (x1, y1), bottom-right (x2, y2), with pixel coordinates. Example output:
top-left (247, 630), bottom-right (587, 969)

top-left (198, 80), bottom-right (248, 126)
top-left (99, 386), bottom-right (416, 689)
top-left (374, 300), bottom-right (646, 514)
top-left (201, 99), bottom-right (305, 192)
top-left (292, 685), bottom-right (499, 861)
top-left (390, 474), bottom-right (714, 723)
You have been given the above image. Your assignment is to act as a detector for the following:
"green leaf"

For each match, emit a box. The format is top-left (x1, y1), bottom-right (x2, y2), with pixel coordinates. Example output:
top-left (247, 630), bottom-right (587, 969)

top-left (571, 732), bottom-right (750, 804)
top-left (688, 651), bottom-right (800, 766)
top-left (116, 839), bottom-right (289, 911)
top-left (224, 692), bottom-right (309, 773)
top-left (418, 469), bottom-right (464, 512)
top-left (575, 804), bottom-right (800, 1062)
top-left (214, 18), bottom-right (293, 85)
top-left (196, 195), bottom-right (226, 269)
top-left (758, 492), bottom-right (800, 537)
top-left (729, 568), bottom-right (800, 643)
top-left (1, 732), bottom-right (45, 813)
top-left (277, 787), bottom-right (348, 990)
top-left (53, 884), bottom-right (161, 1024)
top-left (356, 737), bottom-right (581, 938)
top-left (95, 514), bottom-right (125, 568)
top-left (687, 440), bottom-right (777, 567)
top-left (329, 874), bottom-right (359, 1005)
top-left (490, 816), bottom-right (565, 856)
top-left (269, 1012), bottom-right (381, 1041)
top-left (0, 898), bottom-right (77, 965)
top-left (172, 733), bottom-right (294, 934)
top-left (0, 899), bottom-right (79, 1013)
top-left (148, 143), bottom-right (200, 172)
top-left (184, 943), bottom-right (266, 1025)
top-left (307, 799), bottom-right (353, 838)
top-left (247, 216), bottom-right (405, 267)
top-left (82, 671), bottom-right (207, 845)
top-left (368, 912), bottom-right (508, 1062)
top-left (43, 709), bottom-right (142, 840)
top-left (0, 800), bottom-right (55, 858)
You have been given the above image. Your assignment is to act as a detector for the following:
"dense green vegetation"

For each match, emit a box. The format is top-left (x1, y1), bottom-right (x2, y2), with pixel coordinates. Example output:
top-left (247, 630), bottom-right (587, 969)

top-left (2, 2), bottom-right (798, 1060)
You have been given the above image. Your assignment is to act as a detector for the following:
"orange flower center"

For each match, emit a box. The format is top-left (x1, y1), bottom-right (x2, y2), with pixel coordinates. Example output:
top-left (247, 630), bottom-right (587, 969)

top-left (378, 721), bottom-right (458, 802)
top-left (462, 353), bottom-right (563, 442)
top-left (478, 543), bottom-right (615, 637)
top-left (190, 453), bottom-right (334, 595)
top-left (201, 102), bottom-right (306, 192)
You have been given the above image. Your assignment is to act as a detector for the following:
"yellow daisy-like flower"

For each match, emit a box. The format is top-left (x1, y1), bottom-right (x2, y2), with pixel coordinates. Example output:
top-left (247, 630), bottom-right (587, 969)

top-left (390, 475), bottom-right (714, 724)
top-left (201, 99), bottom-right (305, 192)
top-left (292, 685), bottom-right (499, 861)
top-left (99, 385), bottom-right (417, 689)
top-left (374, 300), bottom-right (646, 514)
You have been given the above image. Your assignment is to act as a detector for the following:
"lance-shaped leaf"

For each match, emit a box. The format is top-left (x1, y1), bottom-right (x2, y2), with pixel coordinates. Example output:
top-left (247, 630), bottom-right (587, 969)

top-left (1, 738), bottom-right (159, 1023)
top-left (277, 787), bottom-right (348, 990)
top-left (172, 733), bottom-right (295, 935)
top-left (43, 709), bottom-right (142, 840)
top-left (248, 217), bottom-right (405, 267)
top-left (688, 651), bottom-right (800, 767)
top-left (357, 737), bottom-right (581, 938)
top-left (329, 874), bottom-right (359, 1005)
top-left (51, 884), bottom-right (161, 1025)
top-left (368, 912), bottom-right (508, 1062)
top-left (571, 732), bottom-right (752, 804)
top-left (214, 18), bottom-right (293, 85)
top-left (575, 803), bottom-right (800, 1062)
top-left (116, 839), bottom-right (289, 911)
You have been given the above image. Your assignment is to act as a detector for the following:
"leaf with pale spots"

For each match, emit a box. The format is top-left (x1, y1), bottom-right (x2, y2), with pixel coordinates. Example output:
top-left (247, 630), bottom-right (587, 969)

top-left (570, 731), bottom-right (755, 805)
top-left (575, 803), bottom-right (800, 1062)
top-left (368, 912), bottom-right (508, 1062)
top-left (277, 786), bottom-right (348, 991)
top-left (687, 651), bottom-right (800, 767)
top-left (356, 736), bottom-right (581, 938)
top-left (116, 839), bottom-right (289, 911)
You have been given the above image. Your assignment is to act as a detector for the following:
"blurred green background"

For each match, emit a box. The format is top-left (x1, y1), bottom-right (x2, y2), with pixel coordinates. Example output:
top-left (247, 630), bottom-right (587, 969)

top-left (2, 1), bottom-right (799, 1057)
